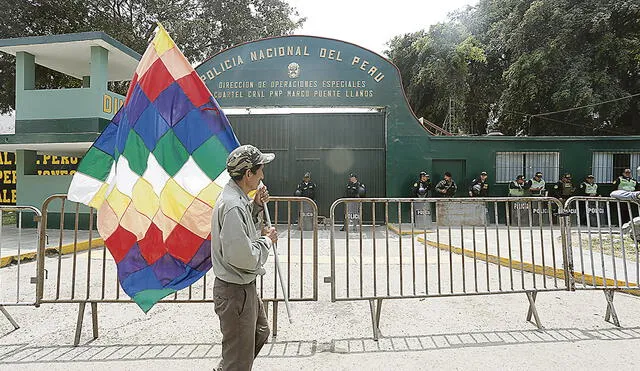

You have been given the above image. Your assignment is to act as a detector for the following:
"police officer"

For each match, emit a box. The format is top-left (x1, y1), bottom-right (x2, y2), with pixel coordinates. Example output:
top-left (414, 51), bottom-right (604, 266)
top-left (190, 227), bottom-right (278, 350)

top-left (468, 171), bottom-right (489, 197)
top-left (412, 171), bottom-right (432, 198)
top-left (295, 172), bottom-right (317, 229)
top-left (613, 168), bottom-right (639, 192)
top-left (345, 173), bottom-right (366, 198)
top-left (435, 172), bottom-right (457, 197)
top-left (550, 173), bottom-right (575, 201)
top-left (526, 171), bottom-right (546, 196)
top-left (579, 175), bottom-right (599, 197)
top-left (294, 172), bottom-right (316, 200)
top-left (578, 175), bottom-right (600, 226)
top-left (342, 173), bottom-right (366, 231)
top-left (508, 175), bottom-right (527, 197)
top-left (613, 168), bottom-right (638, 225)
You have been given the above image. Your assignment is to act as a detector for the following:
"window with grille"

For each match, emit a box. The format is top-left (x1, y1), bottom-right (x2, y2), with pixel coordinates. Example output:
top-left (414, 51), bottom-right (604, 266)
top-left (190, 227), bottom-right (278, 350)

top-left (495, 152), bottom-right (560, 183)
top-left (592, 152), bottom-right (640, 183)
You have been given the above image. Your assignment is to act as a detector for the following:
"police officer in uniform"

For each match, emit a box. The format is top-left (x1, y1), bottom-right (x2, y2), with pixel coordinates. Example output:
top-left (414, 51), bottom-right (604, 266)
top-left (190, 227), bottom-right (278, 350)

top-left (294, 172), bottom-right (316, 229)
top-left (294, 172), bottom-right (316, 200)
top-left (613, 168), bottom-right (639, 192)
top-left (508, 175), bottom-right (527, 197)
top-left (412, 171), bottom-right (432, 226)
top-left (435, 172), bottom-right (457, 197)
top-left (526, 172), bottom-right (546, 196)
top-left (468, 171), bottom-right (489, 197)
top-left (578, 175), bottom-right (600, 226)
top-left (579, 175), bottom-right (599, 197)
top-left (412, 171), bottom-right (432, 198)
top-left (550, 173), bottom-right (575, 202)
top-left (613, 168), bottom-right (639, 224)
top-left (342, 173), bottom-right (366, 231)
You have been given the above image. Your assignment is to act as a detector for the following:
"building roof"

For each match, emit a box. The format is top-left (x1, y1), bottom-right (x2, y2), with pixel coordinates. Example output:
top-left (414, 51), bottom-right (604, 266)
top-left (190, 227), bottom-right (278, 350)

top-left (0, 31), bottom-right (141, 81)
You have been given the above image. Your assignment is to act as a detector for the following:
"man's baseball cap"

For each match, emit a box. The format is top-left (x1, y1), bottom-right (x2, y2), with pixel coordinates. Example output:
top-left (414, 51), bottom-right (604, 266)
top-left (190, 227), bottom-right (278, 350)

top-left (226, 145), bottom-right (275, 177)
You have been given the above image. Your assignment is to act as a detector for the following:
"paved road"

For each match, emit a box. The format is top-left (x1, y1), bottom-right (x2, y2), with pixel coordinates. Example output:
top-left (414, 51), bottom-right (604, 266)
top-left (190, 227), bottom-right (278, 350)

top-left (2, 228), bottom-right (640, 370)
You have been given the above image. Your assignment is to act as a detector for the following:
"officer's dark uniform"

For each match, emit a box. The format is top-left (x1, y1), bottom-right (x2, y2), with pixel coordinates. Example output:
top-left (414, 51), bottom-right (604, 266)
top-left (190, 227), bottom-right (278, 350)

top-left (342, 174), bottom-right (366, 231)
top-left (550, 174), bottom-right (575, 201)
top-left (468, 172), bottom-right (489, 197)
top-left (435, 176), bottom-right (457, 197)
top-left (346, 180), bottom-right (366, 198)
top-left (295, 180), bottom-right (316, 200)
top-left (412, 172), bottom-right (432, 198)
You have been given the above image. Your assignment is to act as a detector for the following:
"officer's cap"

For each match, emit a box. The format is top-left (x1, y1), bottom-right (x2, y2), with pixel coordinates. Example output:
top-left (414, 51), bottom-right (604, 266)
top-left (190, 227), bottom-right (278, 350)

top-left (444, 172), bottom-right (452, 177)
top-left (535, 172), bottom-right (543, 177)
top-left (480, 171), bottom-right (488, 176)
top-left (587, 174), bottom-right (595, 178)
top-left (349, 173), bottom-right (357, 178)
top-left (304, 172), bottom-right (311, 178)
top-left (226, 145), bottom-right (275, 177)
top-left (420, 171), bottom-right (428, 177)
top-left (563, 173), bottom-right (572, 179)
top-left (516, 174), bottom-right (525, 180)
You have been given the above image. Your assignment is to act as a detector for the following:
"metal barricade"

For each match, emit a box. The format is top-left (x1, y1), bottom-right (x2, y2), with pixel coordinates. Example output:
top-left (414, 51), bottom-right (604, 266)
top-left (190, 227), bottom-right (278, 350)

top-left (36, 194), bottom-right (318, 345)
top-left (564, 196), bottom-right (640, 327)
top-left (0, 205), bottom-right (42, 329)
top-left (329, 197), bottom-right (569, 339)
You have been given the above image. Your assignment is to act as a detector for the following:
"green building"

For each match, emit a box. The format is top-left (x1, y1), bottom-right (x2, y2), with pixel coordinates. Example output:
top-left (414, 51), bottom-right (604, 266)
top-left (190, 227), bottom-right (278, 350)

top-left (0, 32), bottom-right (140, 225)
top-left (1, 32), bottom-right (639, 220)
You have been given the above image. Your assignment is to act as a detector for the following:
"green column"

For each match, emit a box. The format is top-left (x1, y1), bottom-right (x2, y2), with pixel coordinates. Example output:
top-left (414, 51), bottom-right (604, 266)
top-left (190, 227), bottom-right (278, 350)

top-left (15, 51), bottom-right (35, 91)
top-left (15, 52), bottom-right (35, 118)
top-left (90, 46), bottom-right (108, 90)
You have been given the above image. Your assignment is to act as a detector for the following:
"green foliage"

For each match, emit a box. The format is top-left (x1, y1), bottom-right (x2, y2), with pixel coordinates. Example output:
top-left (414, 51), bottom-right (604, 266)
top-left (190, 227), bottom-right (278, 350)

top-left (0, 0), bottom-right (305, 113)
top-left (387, 0), bottom-right (640, 136)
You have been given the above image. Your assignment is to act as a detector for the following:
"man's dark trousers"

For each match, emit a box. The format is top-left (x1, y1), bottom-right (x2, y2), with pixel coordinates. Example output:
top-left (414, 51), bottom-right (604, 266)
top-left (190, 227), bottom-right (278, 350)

top-left (214, 277), bottom-right (270, 370)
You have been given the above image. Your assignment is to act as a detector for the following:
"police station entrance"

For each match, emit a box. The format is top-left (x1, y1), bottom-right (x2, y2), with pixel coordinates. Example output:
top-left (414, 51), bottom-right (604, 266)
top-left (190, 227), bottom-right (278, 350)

top-left (195, 36), bottom-right (399, 223)
top-left (228, 111), bottom-right (386, 221)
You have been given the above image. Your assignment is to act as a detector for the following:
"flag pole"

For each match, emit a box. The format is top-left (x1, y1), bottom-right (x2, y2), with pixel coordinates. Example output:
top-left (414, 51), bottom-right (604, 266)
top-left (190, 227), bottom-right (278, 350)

top-left (263, 201), bottom-right (293, 323)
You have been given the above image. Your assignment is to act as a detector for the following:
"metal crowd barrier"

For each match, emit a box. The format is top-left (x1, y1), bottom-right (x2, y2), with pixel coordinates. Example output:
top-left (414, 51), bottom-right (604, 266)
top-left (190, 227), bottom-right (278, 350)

top-left (35, 194), bottom-right (318, 345)
top-left (329, 197), bottom-right (570, 339)
top-left (0, 205), bottom-right (42, 330)
top-left (564, 196), bottom-right (640, 327)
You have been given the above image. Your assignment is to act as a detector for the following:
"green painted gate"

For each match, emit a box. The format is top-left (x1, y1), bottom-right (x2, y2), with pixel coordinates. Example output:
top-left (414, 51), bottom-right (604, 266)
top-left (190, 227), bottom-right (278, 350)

top-left (228, 112), bottom-right (386, 220)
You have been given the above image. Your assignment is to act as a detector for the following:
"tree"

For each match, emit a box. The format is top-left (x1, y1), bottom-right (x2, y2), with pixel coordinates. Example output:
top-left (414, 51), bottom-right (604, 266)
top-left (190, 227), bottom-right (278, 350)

top-left (0, 0), bottom-right (305, 114)
top-left (386, 0), bottom-right (640, 136)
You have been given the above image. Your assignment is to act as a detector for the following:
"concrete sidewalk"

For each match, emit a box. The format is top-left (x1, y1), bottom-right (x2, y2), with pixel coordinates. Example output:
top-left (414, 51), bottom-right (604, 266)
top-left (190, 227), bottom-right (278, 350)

top-left (0, 225), bottom-right (101, 268)
top-left (2, 230), bottom-right (640, 370)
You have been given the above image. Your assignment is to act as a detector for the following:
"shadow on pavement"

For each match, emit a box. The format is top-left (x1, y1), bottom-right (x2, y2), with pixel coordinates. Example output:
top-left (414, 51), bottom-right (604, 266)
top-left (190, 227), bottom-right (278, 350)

top-left (0, 340), bottom-right (317, 364)
top-left (330, 326), bottom-right (640, 353)
top-left (2, 327), bottom-right (640, 364)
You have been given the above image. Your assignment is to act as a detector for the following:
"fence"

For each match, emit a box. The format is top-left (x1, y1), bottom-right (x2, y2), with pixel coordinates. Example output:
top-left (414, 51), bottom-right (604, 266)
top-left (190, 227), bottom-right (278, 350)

top-left (34, 194), bottom-right (318, 345)
top-left (564, 196), bottom-right (640, 327)
top-left (3, 195), bottom-right (640, 345)
top-left (330, 197), bottom-right (574, 339)
top-left (0, 205), bottom-right (42, 329)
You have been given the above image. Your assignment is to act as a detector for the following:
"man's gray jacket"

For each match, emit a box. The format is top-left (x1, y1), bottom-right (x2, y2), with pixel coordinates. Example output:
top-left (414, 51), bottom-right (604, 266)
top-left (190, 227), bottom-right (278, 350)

top-left (211, 180), bottom-right (272, 284)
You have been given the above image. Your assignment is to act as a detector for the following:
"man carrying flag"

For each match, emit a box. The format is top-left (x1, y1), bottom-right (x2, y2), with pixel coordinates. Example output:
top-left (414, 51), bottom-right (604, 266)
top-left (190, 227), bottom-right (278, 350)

top-left (211, 144), bottom-right (278, 371)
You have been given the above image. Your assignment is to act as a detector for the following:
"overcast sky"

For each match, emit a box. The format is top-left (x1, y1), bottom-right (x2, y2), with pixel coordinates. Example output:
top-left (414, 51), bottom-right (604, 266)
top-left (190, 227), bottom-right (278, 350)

top-left (286, 0), bottom-right (479, 56)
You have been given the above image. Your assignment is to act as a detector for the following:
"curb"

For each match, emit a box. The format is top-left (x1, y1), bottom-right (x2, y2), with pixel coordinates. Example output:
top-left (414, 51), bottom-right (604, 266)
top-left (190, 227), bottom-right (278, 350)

top-left (416, 236), bottom-right (640, 296)
top-left (0, 238), bottom-right (105, 268)
top-left (387, 223), bottom-right (434, 236)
